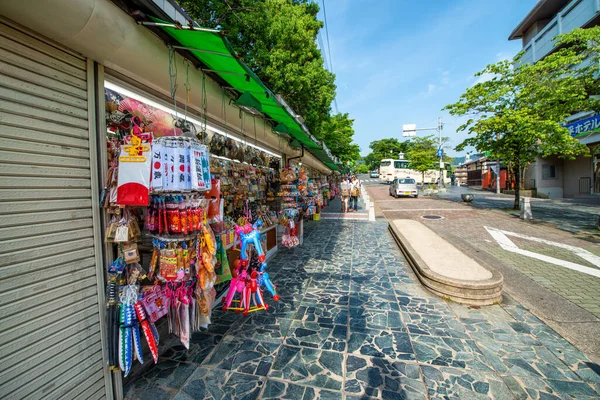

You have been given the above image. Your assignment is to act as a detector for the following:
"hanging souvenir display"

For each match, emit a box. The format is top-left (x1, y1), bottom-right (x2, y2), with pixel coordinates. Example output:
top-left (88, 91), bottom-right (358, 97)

top-left (222, 219), bottom-right (279, 316)
top-left (150, 136), bottom-right (211, 193)
top-left (117, 123), bottom-right (152, 206)
top-left (102, 81), bottom-right (321, 377)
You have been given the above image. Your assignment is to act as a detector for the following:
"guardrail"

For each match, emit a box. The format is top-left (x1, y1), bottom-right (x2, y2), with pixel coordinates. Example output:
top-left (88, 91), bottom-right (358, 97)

top-left (520, 0), bottom-right (599, 63)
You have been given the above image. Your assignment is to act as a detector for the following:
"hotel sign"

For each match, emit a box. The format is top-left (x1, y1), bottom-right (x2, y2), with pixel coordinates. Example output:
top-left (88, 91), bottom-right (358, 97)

top-left (565, 114), bottom-right (600, 137)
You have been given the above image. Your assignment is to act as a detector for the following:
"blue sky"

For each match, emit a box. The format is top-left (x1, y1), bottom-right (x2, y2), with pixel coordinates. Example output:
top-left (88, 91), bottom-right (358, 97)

top-left (316, 0), bottom-right (538, 156)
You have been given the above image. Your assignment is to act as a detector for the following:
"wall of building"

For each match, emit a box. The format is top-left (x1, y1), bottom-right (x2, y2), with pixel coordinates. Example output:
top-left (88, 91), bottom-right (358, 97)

top-left (523, 19), bottom-right (551, 46)
top-left (563, 153), bottom-right (593, 197)
top-left (527, 156), bottom-right (564, 198)
top-left (0, 0), bottom-right (333, 175)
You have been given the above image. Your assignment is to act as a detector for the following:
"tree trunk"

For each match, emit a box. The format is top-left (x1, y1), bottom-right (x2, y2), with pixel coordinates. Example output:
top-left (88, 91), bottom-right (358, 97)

top-left (422, 171), bottom-right (425, 188)
top-left (506, 161), bottom-right (512, 190)
top-left (513, 160), bottom-right (521, 210)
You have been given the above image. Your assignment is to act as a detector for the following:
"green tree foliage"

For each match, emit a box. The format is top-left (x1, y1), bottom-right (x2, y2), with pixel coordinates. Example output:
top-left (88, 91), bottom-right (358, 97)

top-left (362, 152), bottom-right (378, 170)
top-left (367, 138), bottom-right (412, 162)
top-left (320, 113), bottom-right (361, 166)
top-left (354, 164), bottom-right (370, 174)
top-left (177, 0), bottom-right (360, 164)
top-left (445, 27), bottom-right (599, 209)
top-left (407, 135), bottom-right (439, 184)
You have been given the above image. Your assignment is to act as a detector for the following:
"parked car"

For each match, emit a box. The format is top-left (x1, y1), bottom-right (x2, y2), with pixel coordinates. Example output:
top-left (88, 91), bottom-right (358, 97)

top-left (389, 177), bottom-right (418, 198)
top-left (370, 171), bottom-right (379, 178)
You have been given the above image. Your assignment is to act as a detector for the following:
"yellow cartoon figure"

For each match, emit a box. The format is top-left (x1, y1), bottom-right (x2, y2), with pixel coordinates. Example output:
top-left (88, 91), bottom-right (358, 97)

top-left (120, 135), bottom-right (150, 162)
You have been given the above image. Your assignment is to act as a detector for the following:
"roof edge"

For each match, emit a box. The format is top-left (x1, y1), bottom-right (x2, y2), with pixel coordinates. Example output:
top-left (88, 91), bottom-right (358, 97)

top-left (508, 0), bottom-right (568, 40)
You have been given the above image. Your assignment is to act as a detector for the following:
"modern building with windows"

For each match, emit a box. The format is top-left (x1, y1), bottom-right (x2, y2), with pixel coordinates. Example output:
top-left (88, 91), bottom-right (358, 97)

top-left (509, 0), bottom-right (600, 198)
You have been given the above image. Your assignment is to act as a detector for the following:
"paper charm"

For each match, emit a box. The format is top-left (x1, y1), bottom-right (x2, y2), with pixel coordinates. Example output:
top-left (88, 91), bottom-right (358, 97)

top-left (117, 136), bottom-right (151, 206)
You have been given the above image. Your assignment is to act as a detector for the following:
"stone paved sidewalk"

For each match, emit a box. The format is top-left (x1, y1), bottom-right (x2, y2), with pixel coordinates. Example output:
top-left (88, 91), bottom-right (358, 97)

top-left (436, 186), bottom-right (600, 234)
top-left (321, 195), bottom-right (369, 220)
top-left (124, 220), bottom-right (600, 399)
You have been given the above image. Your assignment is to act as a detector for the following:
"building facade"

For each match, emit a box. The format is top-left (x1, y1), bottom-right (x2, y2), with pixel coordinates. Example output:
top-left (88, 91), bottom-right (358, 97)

top-left (0, 0), bottom-right (337, 398)
top-left (509, 0), bottom-right (600, 198)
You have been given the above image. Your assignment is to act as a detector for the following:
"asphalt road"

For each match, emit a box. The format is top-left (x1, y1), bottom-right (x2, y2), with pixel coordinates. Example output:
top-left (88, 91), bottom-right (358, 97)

top-left (357, 173), bottom-right (384, 186)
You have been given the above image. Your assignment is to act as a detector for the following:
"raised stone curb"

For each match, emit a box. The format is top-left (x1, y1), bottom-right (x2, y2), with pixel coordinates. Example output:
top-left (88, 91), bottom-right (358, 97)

top-left (389, 219), bottom-right (504, 305)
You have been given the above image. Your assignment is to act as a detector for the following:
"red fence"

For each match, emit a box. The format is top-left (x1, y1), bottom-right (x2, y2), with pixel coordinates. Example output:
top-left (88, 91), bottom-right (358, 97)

top-left (482, 169), bottom-right (507, 191)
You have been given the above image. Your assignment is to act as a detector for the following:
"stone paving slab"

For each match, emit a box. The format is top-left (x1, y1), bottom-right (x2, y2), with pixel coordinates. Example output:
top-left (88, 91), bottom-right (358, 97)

top-left (367, 184), bottom-right (600, 362)
top-left (436, 186), bottom-right (600, 234)
top-left (124, 220), bottom-right (600, 400)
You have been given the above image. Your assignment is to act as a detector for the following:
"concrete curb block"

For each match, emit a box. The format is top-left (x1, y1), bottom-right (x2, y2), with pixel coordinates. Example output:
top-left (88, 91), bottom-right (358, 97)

top-left (360, 186), bottom-right (376, 222)
top-left (388, 221), bottom-right (504, 306)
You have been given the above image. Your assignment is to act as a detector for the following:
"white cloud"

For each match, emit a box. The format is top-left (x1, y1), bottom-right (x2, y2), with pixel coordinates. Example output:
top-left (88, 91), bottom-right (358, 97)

top-left (469, 52), bottom-right (512, 86)
top-left (427, 83), bottom-right (437, 94)
top-left (495, 52), bottom-right (511, 62)
top-left (441, 70), bottom-right (450, 85)
top-left (473, 72), bottom-right (495, 85)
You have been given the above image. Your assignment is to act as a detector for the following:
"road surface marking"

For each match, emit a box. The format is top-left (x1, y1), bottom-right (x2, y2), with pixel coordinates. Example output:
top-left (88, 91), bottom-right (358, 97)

top-left (485, 226), bottom-right (600, 278)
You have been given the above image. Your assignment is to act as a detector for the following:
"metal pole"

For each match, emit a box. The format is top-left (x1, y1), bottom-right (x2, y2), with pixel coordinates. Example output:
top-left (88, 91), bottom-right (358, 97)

top-left (438, 117), bottom-right (445, 188)
top-left (171, 45), bottom-right (234, 58)
top-left (139, 21), bottom-right (222, 33)
top-left (496, 159), bottom-right (501, 194)
top-left (496, 133), bottom-right (501, 194)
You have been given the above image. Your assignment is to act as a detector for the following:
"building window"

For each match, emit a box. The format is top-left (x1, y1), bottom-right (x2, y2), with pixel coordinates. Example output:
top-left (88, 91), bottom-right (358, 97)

top-left (542, 164), bottom-right (556, 180)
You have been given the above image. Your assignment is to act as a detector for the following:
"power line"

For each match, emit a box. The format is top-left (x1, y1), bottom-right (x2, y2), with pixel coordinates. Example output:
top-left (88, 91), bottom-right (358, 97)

top-left (321, 0), bottom-right (334, 75)
top-left (317, 31), bottom-right (331, 72)
top-left (321, 0), bottom-right (338, 113)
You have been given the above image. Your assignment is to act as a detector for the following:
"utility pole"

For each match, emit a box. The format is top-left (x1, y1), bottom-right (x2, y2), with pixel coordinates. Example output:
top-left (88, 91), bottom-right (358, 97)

top-left (437, 117), bottom-right (445, 188)
top-left (496, 133), bottom-right (501, 195)
top-left (403, 117), bottom-right (446, 188)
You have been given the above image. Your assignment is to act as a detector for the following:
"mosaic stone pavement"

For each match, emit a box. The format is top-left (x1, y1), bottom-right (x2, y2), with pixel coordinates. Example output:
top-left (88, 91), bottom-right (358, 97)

top-left (124, 220), bottom-right (600, 400)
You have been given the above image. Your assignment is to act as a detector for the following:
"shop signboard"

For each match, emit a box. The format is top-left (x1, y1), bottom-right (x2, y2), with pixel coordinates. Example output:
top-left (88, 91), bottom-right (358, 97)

top-left (565, 114), bottom-right (600, 138)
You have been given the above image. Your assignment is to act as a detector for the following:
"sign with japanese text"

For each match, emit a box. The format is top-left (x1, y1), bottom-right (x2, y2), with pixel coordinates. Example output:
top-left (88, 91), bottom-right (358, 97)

top-left (565, 114), bottom-right (600, 138)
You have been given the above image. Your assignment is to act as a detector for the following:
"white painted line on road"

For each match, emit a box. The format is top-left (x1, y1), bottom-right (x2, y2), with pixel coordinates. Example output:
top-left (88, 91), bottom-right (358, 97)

top-left (498, 229), bottom-right (600, 267)
top-left (485, 226), bottom-right (600, 278)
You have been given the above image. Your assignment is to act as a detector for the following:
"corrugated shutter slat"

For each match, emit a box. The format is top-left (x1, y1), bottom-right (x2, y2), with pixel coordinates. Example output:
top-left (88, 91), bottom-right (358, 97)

top-left (0, 20), bottom-right (106, 400)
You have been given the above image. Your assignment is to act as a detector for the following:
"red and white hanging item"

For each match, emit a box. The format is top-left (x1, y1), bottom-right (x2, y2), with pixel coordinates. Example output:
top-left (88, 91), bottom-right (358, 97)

top-left (150, 136), bottom-right (212, 193)
top-left (117, 132), bottom-right (152, 206)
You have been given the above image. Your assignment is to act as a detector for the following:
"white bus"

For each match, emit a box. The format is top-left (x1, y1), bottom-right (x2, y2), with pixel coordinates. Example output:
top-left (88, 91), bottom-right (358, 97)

top-left (379, 157), bottom-right (449, 185)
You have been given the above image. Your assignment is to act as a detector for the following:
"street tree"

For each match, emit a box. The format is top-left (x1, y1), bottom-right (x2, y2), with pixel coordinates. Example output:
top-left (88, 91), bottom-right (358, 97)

top-left (368, 138), bottom-right (412, 162)
top-left (320, 113), bottom-right (361, 166)
top-left (362, 153), bottom-right (378, 170)
top-left (177, 0), bottom-right (360, 162)
top-left (406, 135), bottom-right (440, 185)
top-left (445, 27), bottom-right (599, 209)
top-left (354, 164), bottom-right (370, 174)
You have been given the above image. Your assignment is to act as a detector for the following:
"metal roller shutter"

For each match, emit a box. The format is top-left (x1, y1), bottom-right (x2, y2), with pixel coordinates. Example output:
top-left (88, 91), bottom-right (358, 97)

top-left (0, 20), bottom-right (109, 399)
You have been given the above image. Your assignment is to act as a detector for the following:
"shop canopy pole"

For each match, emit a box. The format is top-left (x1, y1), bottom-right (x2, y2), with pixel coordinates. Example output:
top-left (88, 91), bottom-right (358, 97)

top-left (171, 45), bottom-right (234, 58)
top-left (139, 21), bottom-right (221, 33)
top-left (201, 69), bottom-right (248, 77)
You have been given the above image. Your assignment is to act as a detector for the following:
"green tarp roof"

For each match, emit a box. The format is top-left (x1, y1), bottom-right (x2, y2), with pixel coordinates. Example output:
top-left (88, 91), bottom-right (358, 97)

top-left (149, 17), bottom-right (338, 171)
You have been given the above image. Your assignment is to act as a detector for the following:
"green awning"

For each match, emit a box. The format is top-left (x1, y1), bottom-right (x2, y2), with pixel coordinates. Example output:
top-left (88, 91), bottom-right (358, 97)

top-left (148, 17), bottom-right (337, 171)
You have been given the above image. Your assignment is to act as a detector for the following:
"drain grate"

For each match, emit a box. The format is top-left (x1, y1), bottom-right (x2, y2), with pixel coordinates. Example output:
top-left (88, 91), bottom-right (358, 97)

top-left (421, 215), bottom-right (443, 220)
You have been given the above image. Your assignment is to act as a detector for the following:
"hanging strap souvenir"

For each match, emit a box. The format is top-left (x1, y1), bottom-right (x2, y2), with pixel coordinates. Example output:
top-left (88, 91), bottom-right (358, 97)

top-left (118, 285), bottom-right (142, 376)
top-left (134, 302), bottom-right (159, 364)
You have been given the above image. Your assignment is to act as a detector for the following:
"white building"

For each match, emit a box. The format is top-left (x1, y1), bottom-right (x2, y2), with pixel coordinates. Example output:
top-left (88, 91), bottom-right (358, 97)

top-left (509, 0), bottom-right (600, 198)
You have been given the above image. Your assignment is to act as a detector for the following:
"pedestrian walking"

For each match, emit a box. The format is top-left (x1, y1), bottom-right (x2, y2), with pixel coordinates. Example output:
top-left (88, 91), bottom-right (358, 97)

top-left (340, 176), bottom-right (350, 213)
top-left (350, 176), bottom-right (360, 212)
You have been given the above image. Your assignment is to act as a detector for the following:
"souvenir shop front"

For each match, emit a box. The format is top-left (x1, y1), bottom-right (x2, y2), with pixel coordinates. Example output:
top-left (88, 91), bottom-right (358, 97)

top-left (101, 79), bottom-right (330, 382)
top-left (0, 1), bottom-right (339, 399)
